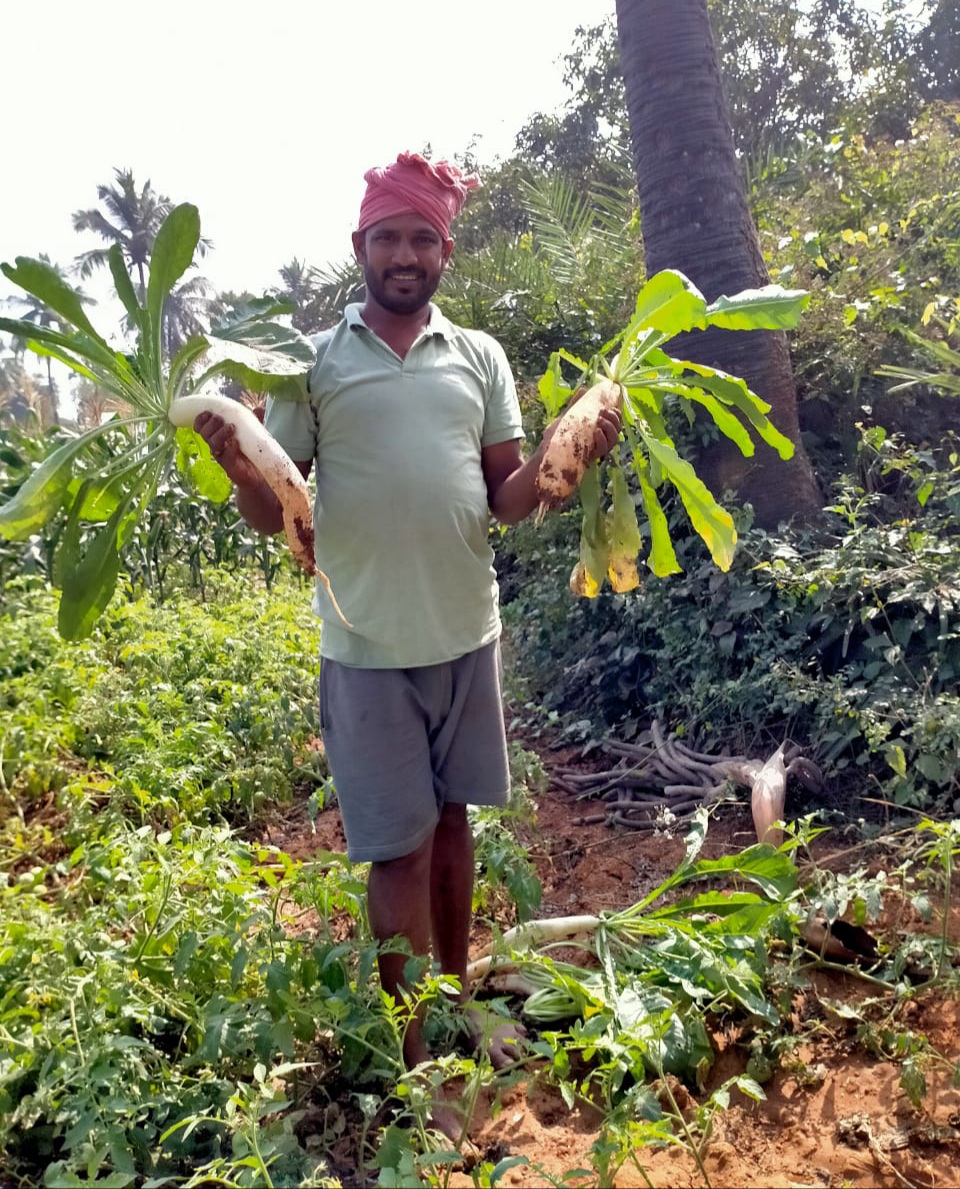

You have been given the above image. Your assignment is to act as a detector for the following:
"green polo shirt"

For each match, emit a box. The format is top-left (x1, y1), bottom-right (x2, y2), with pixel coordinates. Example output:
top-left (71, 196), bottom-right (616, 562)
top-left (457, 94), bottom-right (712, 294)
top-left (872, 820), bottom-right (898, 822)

top-left (265, 303), bottom-right (524, 668)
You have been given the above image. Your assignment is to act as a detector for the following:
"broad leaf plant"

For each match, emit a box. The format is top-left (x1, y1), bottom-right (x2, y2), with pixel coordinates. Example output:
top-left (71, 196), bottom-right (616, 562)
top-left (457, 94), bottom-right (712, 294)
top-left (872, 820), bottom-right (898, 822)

top-left (539, 270), bottom-right (809, 591)
top-left (0, 204), bottom-right (315, 638)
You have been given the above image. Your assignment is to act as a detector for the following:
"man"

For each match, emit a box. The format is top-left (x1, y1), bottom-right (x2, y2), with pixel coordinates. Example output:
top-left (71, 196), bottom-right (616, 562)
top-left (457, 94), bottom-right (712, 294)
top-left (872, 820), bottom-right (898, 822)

top-left (195, 151), bottom-right (620, 1116)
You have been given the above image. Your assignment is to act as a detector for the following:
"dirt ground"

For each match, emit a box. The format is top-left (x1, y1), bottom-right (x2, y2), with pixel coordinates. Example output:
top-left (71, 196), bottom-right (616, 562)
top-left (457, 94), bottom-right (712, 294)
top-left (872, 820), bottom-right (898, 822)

top-left (258, 737), bottom-right (960, 1189)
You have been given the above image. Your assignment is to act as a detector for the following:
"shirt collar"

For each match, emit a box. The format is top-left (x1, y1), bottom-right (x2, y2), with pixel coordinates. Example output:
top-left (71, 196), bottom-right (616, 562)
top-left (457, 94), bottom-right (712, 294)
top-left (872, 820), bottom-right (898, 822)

top-left (344, 302), bottom-right (452, 340)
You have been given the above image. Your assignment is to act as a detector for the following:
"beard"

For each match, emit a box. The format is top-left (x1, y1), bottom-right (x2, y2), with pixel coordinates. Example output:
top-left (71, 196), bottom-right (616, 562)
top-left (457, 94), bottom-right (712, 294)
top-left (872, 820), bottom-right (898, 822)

top-left (363, 263), bottom-right (441, 315)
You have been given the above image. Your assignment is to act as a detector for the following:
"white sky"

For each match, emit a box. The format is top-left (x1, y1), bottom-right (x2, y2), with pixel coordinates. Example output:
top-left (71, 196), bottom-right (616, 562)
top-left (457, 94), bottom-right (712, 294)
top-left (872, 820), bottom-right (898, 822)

top-left (1, 0), bottom-right (616, 308)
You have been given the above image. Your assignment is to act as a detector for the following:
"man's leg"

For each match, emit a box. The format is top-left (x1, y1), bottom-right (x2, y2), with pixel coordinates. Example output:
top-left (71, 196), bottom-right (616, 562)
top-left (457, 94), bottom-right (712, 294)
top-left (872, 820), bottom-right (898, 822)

top-left (366, 833), bottom-right (434, 1068)
top-left (367, 823), bottom-right (475, 1148)
top-left (430, 802), bottom-right (474, 988)
top-left (431, 802), bottom-right (526, 1070)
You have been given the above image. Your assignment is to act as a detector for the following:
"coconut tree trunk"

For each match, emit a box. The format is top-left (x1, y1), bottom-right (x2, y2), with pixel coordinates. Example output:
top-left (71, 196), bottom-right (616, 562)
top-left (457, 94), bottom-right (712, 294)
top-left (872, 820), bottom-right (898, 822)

top-left (615, 0), bottom-right (822, 526)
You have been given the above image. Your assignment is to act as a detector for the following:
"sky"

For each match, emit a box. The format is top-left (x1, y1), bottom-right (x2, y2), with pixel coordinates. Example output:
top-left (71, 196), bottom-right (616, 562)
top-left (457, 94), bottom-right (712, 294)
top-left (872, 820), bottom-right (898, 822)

top-left (1, 0), bottom-right (617, 310)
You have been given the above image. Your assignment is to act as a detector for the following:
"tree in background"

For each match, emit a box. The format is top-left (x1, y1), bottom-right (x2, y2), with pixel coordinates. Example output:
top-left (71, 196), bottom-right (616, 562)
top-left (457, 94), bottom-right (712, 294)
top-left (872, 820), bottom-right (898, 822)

top-left (913, 0), bottom-right (960, 104)
top-left (72, 167), bottom-right (214, 358)
top-left (161, 274), bottom-right (212, 356)
top-left (74, 169), bottom-right (174, 299)
top-left (72, 376), bottom-right (129, 429)
top-left (514, 3), bottom-right (951, 175)
top-left (271, 257), bottom-right (362, 334)
top-left (0, 353), bottom-right (53, 430)
top-left (442, 166), bottom-right (643, 376)
top-left (615, 0), bottom-right (823, 526)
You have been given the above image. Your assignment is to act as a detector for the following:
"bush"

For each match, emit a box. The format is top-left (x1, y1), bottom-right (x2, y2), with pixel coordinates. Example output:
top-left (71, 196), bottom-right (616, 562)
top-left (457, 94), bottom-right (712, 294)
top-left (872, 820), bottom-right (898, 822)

top-left (501, 427), bottom-right (960, 816)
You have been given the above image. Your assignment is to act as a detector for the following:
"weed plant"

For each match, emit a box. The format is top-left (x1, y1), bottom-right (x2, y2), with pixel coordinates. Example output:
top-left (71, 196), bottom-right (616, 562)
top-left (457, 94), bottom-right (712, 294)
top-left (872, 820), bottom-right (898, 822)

top-left (0, 580), bottom-right (555, 1185)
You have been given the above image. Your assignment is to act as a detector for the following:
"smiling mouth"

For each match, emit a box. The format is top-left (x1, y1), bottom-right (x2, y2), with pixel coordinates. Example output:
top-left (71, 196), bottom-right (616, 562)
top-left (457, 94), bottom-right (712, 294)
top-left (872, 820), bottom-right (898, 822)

top-left (386, 272), bottom-right (423, 283)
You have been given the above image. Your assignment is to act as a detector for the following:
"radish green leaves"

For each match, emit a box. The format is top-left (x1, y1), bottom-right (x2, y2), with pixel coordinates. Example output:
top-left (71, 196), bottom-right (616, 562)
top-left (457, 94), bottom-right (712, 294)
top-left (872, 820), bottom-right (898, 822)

top-left (0, 204), bottom-right (315, 639)
top-left (541, 270), bottom-right (809, 589)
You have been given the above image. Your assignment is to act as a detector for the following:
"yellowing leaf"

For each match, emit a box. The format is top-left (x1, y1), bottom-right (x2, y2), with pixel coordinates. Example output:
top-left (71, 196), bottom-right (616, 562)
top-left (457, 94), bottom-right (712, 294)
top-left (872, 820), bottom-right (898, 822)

top-left (608, 556), bottom-right (640, 592)
top-left (570, 561), bottom-right (600, 598)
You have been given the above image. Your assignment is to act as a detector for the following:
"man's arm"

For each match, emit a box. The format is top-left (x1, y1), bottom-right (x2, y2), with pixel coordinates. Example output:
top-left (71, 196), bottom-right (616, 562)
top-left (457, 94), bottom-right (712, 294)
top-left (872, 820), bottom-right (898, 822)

top-left (193, 409), bottom-right (312, 535)
top-left (483, 403), bottom-right (621, 525)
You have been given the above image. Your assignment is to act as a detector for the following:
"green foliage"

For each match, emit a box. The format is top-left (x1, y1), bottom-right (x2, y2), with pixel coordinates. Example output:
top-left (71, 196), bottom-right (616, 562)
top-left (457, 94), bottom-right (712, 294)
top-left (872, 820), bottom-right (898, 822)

top-left (0, 578), bottom-right (322, 827)
top-left (0, 205), bottom-right (316, 639)
top-left (503, 426), bottom-right (960, 816)
top-left (876, 299), bottom-right (960, 398)
top-left (439, 165), bottom-right (643, 377)
top-left (509, 4), bottom-right (951, 184)
top-left (0, 571), bottom-right (956, 1185)
top-left (753, 106), bottom-right (960, 454)
top-left (0, 586), bottom-right (408, 1186)
top-left (470, 744), bottom-right (546, 926)
top-left (0, 419), bottom-right (303, 609)
top-left (708, 0), bottom-right (926, 155)
top-left (482, 814), bottom-right (795, 1137)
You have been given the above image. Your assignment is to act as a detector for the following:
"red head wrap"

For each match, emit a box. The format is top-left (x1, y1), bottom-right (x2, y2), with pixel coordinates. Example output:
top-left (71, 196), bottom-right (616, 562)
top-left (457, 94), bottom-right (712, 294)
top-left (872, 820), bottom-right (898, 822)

top-left (357, 151), bottom-right (480, 240)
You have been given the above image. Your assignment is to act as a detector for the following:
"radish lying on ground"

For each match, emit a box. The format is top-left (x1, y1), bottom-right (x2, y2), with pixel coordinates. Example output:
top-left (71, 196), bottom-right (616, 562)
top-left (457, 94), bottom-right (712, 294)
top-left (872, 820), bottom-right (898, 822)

top-left (0, 202), bottom-right (349, 639)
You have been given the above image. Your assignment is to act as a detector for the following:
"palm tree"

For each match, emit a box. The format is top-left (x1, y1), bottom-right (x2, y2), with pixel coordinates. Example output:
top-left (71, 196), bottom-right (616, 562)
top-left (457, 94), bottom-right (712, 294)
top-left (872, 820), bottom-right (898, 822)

top-left (72, 167), bottom-right (212, 303)
top-left (73, 376), bottom-right (131, 429)
top-left (73, 168), bottom-right (215, 362)
top-left (272, 257), bottom-right (363, 333)
top-left (614, 0), bottom-right (822, 526)
top-left (162, 274), bottom-right (213, 356)
top-left (0, 353), bottom-right (51, 429)
top-left (439, 168), bottom-right (641, 372)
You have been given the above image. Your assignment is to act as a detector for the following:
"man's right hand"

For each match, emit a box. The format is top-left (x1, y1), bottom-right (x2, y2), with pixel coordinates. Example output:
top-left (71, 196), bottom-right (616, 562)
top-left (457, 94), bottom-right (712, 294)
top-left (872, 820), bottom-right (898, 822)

top-left (193, 408), bottom-right (266, 489)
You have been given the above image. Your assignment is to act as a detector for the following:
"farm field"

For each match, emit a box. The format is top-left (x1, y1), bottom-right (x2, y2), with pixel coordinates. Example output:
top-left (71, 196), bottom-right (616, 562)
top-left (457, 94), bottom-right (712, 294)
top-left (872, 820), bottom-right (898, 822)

top-left (3, 12), bottom-right (960, 1177)
top-left (1, 582), bottom-right (957, 1187)
top-left (274, 744), bottom-right (960, 1189)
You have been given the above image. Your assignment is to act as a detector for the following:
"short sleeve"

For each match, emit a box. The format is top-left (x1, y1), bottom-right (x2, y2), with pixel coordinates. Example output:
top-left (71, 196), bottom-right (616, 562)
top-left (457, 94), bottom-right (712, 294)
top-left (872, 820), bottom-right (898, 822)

top-left (479, 336), bottom-right (524, 448)
top-left (264, 389), bottom-right (317, 464)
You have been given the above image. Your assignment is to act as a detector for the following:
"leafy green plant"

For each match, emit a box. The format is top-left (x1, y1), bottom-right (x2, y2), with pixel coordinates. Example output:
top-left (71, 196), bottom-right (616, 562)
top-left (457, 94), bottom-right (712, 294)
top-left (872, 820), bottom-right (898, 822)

top-left (0, 203), bottom-right (315, 638)
top-left (538, 269), bottom-right (807, 589)
top-left (914, 817), bottom-right (960, 982)
top-left (480, 813), bottom-right (798, 1100)
top-left (876, 304), bottom-right (960, 398)
top-left (158, 1061), bottom-right (339, 1189)
top-left (0, 578), bottom-right (322, 828)
top-left (470, 744), bottom-right (545, 926)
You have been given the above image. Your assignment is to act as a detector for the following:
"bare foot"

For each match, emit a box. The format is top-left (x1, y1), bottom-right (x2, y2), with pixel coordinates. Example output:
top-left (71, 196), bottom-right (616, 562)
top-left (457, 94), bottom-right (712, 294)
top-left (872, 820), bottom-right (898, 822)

top-left (462, 1005), bottom-right (528, 1070)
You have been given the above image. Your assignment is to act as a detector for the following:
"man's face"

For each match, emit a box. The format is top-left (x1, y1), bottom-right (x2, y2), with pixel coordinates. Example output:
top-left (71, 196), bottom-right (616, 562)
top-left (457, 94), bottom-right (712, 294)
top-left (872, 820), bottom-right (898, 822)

top-left (353, 214), bottom-right (453, 315)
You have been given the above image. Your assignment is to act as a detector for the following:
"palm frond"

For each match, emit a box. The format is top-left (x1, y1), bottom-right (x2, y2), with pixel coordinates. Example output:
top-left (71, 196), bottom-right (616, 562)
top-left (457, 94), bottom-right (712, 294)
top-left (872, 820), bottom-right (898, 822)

top-left (519, 172), bottom-right (636, 288)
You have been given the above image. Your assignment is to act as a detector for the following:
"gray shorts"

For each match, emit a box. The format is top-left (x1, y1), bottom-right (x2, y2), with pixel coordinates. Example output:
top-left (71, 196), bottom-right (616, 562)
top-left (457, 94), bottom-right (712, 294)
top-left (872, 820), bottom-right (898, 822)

top-left (318, 641), bottom-right (510, 863)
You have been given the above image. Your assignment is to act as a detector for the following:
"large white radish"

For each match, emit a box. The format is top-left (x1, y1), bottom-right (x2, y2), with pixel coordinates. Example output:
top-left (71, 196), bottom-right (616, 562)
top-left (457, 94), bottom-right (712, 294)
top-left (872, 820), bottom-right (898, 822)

top-left (535, 379), bottom-right (622, 513)
top-left (750, 742), bottom-right (787, 847)
top-left (168, 395), bottom-right (351, 626)
top-left (466, 914), bottom-right (601, 981)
